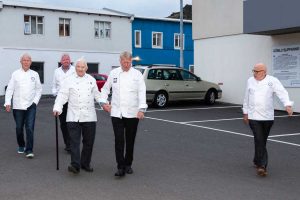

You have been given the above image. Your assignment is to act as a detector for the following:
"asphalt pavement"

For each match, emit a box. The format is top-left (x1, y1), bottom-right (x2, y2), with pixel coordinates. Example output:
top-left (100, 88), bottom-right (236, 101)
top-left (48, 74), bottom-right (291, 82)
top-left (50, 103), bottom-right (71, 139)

top-left (0, 97), bottom-right (299, 200)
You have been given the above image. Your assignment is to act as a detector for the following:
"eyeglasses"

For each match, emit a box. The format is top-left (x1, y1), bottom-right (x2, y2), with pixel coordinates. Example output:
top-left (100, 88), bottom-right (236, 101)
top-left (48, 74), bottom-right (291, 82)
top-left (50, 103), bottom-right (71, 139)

top-left (252, 70), bottom-right (265, 74)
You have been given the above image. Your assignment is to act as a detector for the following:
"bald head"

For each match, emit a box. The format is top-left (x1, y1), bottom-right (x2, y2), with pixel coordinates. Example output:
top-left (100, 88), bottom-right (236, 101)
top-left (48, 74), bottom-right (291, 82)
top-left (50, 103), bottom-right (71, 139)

top-left (254, 63), bottom-right (267, 72)
top-left (253, 63), bottom-right (267, 81)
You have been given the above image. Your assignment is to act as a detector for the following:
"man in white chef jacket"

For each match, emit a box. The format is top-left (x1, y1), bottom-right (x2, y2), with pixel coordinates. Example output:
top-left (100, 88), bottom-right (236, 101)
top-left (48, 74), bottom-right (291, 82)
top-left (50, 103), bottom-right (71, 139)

top-left (53, 58), bottom-right (101, 174)
top-left (4, 53), bottom-right (42, 159)
top-left (100, 51), bottom-right (148, 177)
top-left (52, 53), bottom-right (75, 153)
top-left (243, 63), bottom-right (293, 177)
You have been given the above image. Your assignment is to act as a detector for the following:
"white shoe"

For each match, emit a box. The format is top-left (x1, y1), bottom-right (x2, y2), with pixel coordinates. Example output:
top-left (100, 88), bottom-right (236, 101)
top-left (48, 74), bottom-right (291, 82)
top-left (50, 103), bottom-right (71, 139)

top-left (26, 153), bottom-right (34, 159)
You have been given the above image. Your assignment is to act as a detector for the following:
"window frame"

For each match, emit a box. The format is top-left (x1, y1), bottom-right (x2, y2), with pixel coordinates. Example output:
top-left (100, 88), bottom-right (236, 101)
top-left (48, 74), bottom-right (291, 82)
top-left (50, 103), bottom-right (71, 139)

top-left (94, 21), bottom-right (111, 39)
top-left (24, 15), bottom-right (44, 35)
top-left (135, 30), bottom-right (141, 48)
top-left (59, 18), bottom-right (71, 37)
top-left (152, 32), bottom-right (163, 49)
top-left (174, 33), bottom-right (185, 50)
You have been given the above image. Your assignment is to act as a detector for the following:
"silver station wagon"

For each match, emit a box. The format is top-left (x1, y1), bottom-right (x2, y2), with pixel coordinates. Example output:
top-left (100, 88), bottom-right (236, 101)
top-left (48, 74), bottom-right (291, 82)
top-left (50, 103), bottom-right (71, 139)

top-left (135, 66), bottom-right (222, 108)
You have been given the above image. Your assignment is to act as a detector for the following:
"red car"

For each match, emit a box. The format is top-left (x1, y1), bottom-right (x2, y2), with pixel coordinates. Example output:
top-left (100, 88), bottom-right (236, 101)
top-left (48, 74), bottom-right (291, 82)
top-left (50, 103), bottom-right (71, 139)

top-left (90, 73), bottom-right (108, 91)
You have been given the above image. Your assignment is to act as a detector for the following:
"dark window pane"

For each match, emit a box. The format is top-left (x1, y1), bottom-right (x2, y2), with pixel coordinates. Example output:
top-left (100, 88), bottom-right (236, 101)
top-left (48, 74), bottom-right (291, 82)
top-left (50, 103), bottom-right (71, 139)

top-left (87, 63), bottom-right (98, 73)
top-left (31, 62), bottom-right (44, 83)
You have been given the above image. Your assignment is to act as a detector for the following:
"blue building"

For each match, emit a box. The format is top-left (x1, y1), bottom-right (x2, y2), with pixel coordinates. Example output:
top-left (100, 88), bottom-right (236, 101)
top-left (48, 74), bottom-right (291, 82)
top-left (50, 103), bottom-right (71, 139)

top-left (132, 17), bottom-right (194, 71)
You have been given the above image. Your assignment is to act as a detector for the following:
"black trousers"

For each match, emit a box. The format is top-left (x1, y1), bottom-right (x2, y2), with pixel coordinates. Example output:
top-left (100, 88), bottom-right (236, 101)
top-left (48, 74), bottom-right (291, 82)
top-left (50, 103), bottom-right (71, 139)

top-left (59, 103), bottom-right (70, 148)
top-left (249, 120), bottom-right (274, 168)
top-left (67, 122), bottom-right (96, 170)
top-left (111, 117), bottom-right (139, 169)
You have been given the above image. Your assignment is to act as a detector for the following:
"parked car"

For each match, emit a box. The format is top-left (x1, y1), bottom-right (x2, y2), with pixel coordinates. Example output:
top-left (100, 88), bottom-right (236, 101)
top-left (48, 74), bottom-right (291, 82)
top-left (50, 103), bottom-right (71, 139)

top-left (90, 73), bottom-right (108, 91)
top-left (135, 66), bottom-right (222, 108)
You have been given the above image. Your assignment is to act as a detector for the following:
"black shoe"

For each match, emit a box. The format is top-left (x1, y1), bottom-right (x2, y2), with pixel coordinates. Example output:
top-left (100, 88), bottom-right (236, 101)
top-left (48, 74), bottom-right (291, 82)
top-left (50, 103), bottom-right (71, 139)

top-left (81, 166), bottom-right (94, 172)
top-left (125, 166), bottom-right (133, 174)
top-left (114, 169), bottom-right (125, 177)
top-left (68, 165), bottom-right (80, 174)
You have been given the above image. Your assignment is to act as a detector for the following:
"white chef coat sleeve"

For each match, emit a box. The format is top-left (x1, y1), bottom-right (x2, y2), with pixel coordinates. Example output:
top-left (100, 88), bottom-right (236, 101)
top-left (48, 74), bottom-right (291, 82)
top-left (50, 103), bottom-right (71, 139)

top-left (242, 79), bottom-right (250, 114)
top-left (52, 70), bottom-right (58, 96)
top-left (137, 72), bottom-right (148, 110)
top-left (53, 79), bottom-right (69, 113)
top-left (99, 72), bottom-right (112, 104)
top-left (33, 73), bottom-right (42, 105)
top-left (4, 73), bottom-right (15, 107)
top-left (273, 77), bottom-right (293, 107)
top-left (92, 79), bottom-right (102, 103)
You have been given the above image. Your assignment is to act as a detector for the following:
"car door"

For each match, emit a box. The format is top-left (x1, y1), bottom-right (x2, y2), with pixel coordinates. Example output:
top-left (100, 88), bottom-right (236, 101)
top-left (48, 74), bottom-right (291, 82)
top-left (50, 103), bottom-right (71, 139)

top-left (162, 69), bottom-right (186, 101)
top-left (180, 70), bottom-right (206, 99)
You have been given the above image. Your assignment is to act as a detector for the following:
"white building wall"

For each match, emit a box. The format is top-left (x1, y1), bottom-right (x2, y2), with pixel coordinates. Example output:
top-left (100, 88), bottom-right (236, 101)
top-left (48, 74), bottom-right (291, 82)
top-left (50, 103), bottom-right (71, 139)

top-left (193, 0), bottom-right (300, 112)
top-left (0, 4), bottom-right (132, 96)
top-left (192, 0), bottom-right (243, 40)
top-left (0, 6), bottom-right (131, 51)
top-left (194, 34), bottom-right (272, 105)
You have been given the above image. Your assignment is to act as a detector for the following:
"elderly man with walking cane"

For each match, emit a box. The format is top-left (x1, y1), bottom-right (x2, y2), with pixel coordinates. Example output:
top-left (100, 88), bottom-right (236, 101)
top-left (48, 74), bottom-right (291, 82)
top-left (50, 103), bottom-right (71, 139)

top-left (53, 58), bottom-right (101, 174)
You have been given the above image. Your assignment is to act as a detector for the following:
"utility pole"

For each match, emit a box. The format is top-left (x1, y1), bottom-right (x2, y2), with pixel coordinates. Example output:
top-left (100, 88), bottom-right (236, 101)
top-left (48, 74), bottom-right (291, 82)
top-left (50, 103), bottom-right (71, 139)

top-left (180, 0), bottom-right (184, 68)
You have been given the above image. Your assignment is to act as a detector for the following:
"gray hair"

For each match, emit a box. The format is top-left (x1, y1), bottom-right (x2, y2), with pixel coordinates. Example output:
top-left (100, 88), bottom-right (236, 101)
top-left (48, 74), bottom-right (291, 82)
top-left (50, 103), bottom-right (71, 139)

top-left (75, 57), bottom-right (88, 68)
top-left (20, 53), bottom-right (32, 62)
top-left (120, 51), bottom-right (132, 59)
top-left (61, 53), bottom-right (70, 60)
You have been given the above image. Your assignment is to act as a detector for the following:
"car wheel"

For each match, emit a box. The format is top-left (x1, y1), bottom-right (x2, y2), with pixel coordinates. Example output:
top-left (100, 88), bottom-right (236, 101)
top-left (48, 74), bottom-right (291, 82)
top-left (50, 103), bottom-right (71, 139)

top-left (153, 91), bottom-right (168, 108)
top-left (205, 90), bottom-right (216, 105)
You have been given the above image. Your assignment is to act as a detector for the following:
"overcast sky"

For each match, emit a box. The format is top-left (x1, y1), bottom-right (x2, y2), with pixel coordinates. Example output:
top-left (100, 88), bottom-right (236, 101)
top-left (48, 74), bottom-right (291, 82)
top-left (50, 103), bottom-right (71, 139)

top-left (10, 0), bottom-right (192, 18)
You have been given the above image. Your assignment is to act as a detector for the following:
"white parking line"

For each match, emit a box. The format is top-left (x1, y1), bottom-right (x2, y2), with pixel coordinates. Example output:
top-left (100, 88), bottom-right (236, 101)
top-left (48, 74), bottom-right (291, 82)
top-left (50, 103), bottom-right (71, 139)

top-left (146, 106), bottom-right (241, 113)
top-left (145, 116), bottom-right (300, 147)
top-left (269, 132), bottom-right (300, 138)
top-left (182, 114), bottom-right (300, 124)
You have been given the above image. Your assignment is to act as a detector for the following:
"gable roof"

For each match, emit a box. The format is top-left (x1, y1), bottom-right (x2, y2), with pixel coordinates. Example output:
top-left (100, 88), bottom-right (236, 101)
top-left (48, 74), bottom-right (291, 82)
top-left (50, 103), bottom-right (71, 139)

top-left (1, 0), bottom-right (131, 18)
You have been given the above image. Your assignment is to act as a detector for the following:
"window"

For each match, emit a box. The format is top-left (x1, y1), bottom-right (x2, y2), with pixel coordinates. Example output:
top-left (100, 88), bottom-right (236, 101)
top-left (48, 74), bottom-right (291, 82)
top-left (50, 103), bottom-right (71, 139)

top-left (94, 21), bottom-right (111, 39)
top-left (24, 15), bottom-right (44, 35)
top-left (174, 33), bottom-right (185, 49)
top-left (87, 63), bottom-right (99, 74)
top-left (59, 18), bottom-right (71, 37)
top-left (31, 62), bottom-right (44, 83)
top-left (180, 70), bottom-right (197, 81)
top-left (147, 69), bottom-right (163, 80)
top-left (189, 65), bottom-right (194, 73)
top-left (135, 30), bottom-right (141, 48)
top-left (152, 32), bottom-right (163, 48)
top-left (163, 69), bottom-right (182, 80)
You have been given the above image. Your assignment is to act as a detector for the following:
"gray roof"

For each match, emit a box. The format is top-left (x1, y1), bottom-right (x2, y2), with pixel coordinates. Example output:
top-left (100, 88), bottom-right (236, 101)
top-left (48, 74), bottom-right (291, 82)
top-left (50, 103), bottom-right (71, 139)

top-left (1, 0), bottom-right (131, 18)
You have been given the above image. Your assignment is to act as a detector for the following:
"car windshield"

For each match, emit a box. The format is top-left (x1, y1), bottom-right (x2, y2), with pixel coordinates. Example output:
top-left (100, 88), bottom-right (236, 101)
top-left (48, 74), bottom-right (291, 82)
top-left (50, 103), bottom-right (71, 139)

top-left (135, 68), bottom-right (145, 74)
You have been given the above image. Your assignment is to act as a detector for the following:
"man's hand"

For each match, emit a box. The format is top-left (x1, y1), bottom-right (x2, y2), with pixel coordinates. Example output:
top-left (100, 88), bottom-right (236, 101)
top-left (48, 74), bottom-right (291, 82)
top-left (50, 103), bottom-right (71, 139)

top-left (137, 111), bottom-right (144, 120)
top-left (102, 104), bottom-right (111, 113)
top-left (53, 111), bottom-right (61, 116)
top-left (5, 105), bottom-right (11, 112)
top-left (243, 114), bottom-right (249, 124)
top-left (286, 106), bottom-right (293, 116)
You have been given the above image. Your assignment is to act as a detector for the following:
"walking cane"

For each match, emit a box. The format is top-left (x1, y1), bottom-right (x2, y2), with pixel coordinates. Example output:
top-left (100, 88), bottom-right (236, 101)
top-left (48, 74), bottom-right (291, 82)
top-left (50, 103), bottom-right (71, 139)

top-left (55, 116), bottom-right (59, 170)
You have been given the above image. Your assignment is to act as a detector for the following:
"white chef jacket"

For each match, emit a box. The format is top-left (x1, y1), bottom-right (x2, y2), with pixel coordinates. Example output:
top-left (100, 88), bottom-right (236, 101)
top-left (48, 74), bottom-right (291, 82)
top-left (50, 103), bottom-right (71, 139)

top-left (100, 67), bottom-right (148, 118)
top-left (242, 75), bottom-right (293, 120)
top-left (52, 65), bottom-right (75, 96)
top-left (53, 73), bottom-right (101, 122)
top-left (4, 68), bottom-right (42, 110)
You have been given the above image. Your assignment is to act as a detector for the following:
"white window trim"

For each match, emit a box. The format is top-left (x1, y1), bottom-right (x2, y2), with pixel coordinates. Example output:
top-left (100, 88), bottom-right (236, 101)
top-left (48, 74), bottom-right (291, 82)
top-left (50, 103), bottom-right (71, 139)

top-left (135, 30), bottom-right (141, 48)
top-left (24, 15), bottom-right (44, 35)
top-left (174, 33), bottom-right (185, 50)
top-left (59, 18), bottom-right (71, 37)
top-left (94, 21), bottom-right (111, 39)
top-left (152, 31), bottom-right (163, 49)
